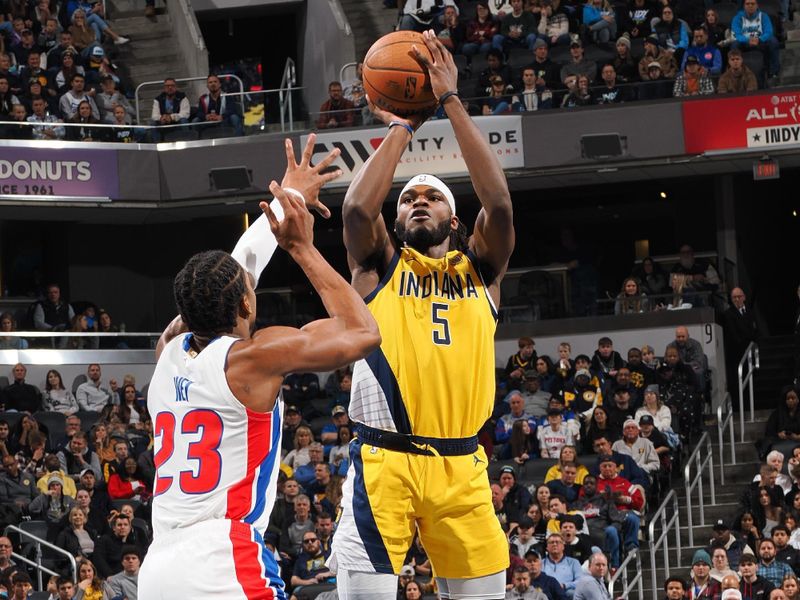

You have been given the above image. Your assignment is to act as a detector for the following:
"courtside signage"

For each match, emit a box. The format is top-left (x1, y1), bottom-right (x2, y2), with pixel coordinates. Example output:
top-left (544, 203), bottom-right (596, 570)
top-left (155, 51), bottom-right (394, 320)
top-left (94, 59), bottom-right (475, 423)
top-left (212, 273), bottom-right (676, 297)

top-left (0, 147), bottom-right (119, 199)
top-left (303, 115), bottom-right (524, 186)
top-left (683, 91), bottom-right (800, 153)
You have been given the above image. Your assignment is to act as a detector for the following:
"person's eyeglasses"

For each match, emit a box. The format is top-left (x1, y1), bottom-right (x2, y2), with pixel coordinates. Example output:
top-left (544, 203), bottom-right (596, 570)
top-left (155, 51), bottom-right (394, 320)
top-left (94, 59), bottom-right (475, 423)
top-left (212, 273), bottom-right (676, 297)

top-left (0, 544), bottom-right (11, 548)
top-left (303, 538), bottom-right (318, 543)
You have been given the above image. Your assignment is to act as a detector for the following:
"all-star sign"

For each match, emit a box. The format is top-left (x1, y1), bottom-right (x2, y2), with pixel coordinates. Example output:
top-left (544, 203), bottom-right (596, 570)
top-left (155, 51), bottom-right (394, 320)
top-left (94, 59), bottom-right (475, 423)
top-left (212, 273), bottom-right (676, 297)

top-left (302, 115), bottom-right (524, 187)
top-left (683, 91), bottom-right (800, 153)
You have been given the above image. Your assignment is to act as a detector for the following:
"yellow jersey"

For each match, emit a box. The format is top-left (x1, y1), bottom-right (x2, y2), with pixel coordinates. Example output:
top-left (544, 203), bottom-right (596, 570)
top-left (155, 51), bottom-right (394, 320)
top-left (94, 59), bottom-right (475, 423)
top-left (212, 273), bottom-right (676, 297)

top-left (349, 246), bottom-right (498, 439)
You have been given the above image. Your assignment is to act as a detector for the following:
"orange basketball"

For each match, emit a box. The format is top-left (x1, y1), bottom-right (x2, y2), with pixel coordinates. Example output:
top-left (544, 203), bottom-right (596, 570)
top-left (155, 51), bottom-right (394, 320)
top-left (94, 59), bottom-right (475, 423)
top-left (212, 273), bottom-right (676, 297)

top-left (362, 31), bottom-right (436, 115)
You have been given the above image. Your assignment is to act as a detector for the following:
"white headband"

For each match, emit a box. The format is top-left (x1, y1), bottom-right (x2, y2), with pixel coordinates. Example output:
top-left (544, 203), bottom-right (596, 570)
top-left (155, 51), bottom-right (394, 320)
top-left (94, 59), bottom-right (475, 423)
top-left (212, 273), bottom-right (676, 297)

top-left (398, 174), bottom-right (456, 215)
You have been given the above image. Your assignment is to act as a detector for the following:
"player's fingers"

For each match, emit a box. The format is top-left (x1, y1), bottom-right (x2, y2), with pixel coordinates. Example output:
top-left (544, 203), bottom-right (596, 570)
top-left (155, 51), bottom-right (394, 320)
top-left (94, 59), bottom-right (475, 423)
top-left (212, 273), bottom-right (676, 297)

top-left (310, 199), bottom-right (332, 219)
top-left (318, 168), bottom-right (343, 187)
top-left (259, 199), bottom-right (280, 231)
top-left (312, 146), bottom-right (341, 174)
top-left (410, 45), bottom-right (431, 68)
top-left (284, 138), bottom-right (297, 171)
top-left (422, 30), bottom-right (443, 63)
top-left (268, 180), bottom-right (295, 218)
top-left (300, 132), bottom-right (316, 168)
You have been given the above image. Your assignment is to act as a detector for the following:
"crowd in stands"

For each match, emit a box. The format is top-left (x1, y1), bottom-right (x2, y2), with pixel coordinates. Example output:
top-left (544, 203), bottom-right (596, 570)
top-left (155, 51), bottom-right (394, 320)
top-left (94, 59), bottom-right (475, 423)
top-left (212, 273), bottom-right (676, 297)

top-left (318, 0), bottom-right (787, 128)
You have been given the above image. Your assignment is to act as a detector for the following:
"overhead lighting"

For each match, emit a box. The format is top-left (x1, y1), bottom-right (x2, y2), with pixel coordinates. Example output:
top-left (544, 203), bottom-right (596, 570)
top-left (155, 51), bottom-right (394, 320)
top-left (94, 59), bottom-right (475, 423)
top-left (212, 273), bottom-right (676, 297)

top-left (659, 192), bottom-right (667, 199)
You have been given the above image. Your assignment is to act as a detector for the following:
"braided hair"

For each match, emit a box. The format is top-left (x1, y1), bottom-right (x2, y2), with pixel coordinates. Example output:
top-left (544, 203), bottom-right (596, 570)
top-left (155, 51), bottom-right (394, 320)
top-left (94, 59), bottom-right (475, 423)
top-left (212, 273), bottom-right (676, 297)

top-left (450, 219), bottom-right (469, 253)
top-left (173, 250), bottom-right (247, 337)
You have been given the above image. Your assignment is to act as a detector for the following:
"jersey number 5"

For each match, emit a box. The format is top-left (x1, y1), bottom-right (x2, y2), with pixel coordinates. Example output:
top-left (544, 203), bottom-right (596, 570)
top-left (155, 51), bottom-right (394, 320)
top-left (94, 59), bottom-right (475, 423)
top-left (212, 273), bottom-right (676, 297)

top-left (432, 302), bottom-right (451, 345)
top-left (153, 409), bottom-right (224, 496)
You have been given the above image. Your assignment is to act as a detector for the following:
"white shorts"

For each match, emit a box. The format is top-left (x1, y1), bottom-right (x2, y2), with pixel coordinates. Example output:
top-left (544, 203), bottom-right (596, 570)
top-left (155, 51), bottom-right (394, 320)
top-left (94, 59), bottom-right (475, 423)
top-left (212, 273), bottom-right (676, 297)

top-left (139, 519), bottom-right (286, 599)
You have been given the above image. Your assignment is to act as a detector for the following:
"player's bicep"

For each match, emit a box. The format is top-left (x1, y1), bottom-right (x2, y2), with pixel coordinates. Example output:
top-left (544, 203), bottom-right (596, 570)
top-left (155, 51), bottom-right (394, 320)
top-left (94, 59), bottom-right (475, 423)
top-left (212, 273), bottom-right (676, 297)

top-left (471, 206), bottom-right (514, 276)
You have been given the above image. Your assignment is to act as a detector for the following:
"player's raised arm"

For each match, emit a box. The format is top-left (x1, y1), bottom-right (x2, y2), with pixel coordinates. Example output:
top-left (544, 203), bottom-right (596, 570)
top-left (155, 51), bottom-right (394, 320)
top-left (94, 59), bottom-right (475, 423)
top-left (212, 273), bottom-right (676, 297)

top-left (341, 100), bottom-right (428, 266)
top-left (414, 30), bottom-right (515, 280)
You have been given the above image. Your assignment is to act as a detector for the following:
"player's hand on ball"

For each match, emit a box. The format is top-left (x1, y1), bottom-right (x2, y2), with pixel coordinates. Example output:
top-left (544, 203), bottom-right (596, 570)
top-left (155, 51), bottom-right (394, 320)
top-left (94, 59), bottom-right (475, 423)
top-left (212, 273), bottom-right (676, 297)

top-left (280, 134), bottom-right (342, 219)
top-left (366, 94), bottom-right (430, 131)
top-left (262, 181), bottom-right (314, 253)
top-left (412, 30), bottom-right (459, 100)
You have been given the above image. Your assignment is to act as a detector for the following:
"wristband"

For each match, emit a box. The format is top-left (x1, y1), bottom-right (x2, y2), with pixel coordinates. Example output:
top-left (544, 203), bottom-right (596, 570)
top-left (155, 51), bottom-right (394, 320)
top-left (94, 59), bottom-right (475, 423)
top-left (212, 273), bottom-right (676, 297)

top-left (389, 120), bottom-right (414, 137)
top-left (438, 90), bottom-right (460, 106)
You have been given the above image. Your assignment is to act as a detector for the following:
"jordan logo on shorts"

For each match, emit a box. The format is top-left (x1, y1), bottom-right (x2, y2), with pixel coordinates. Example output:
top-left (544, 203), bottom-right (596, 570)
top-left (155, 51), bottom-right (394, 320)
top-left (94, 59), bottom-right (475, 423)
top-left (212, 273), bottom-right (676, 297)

top-left (473, 454), bottom-right (485, 467)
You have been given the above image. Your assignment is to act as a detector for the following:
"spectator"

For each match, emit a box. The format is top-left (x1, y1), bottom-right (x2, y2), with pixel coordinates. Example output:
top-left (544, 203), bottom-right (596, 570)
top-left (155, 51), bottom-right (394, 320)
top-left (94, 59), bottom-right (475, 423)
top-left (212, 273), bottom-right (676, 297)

top-left (0, 77), bottom-right (19, 120)
top-left (638, 61), bottom-right (674, 99)
top-left (754, 540), bottom-right (791, 590)
top-left (67, 10), bottom-right (99, 57)
top-left (195, 74), bottom-right (243, 136)
top-left (4, 103), bottom-right (34, 140)
top-left (596, 455), bottom-right (643, 551)
top-left (41, 369), bottom-right (77, 416)
top-left (527, 40), bottom-right (562, 90)
top-left (59, 73), bottom-right (99, 121)
top-left (342, 63), bottom-right (369, 126)
top-left (560, 516), bottom-right (592, 564)
top-left (731, 0), bottom-right (780, 81)
top-left (626, 347), bottom-right (657, 391)
top-left (509, 418), bottom-right (537, 464)
top-left (761, 387), bottom-right (800, 460)
top-left (771, 526), bottom-right (800, 574)
top-left (93, 514), bottom-right (145, 579)
top-left (29, 473), bottom-right (75, 536)
top-left (561, 74), bottom-right (592, 108)
top-left (688, 549), bottom-right (720, 599)
top-left (560, 40), bottom-right (598, 85)
top-left (683, 26), bottom-right (722, 75)
top-left (563, 368), bottom-right (601, 420)
top-left (671, 244), bottom-right (721, 301)
top-left (75, 557), bottom-right (104, 599)
top-left (664, 577), bottom-right (687, 599)
top-left (711, 519), bottom-right (755, 570)
top-left (0, 313), bottom-right (27, 350)
top-left (109, 103), bottom-right (136, 142)
top-left (10, 572), bottom-right (33, 599)
top-left (583, 0), bottom-right (617, 44)
top-left (673, 55), bottom-right (715, 96)
top-left (524, 550), bottom-right (566, 600)
top-left (632, 256), bottom-right (669, 296)
top-left (591, 337), bottom-right (624, 382)
top-left (614, 277), bottom-right (649, 314)
top-left (754, 451), bottom-right (792, 496)
top-left (547, 462), bottom-right (582, 504)
top-left (653, 5), bottom-right (689, 60)
top-left (724, 287), bottom-right (760, 392)
top-left (108, 456), bottom-right (149, 502)
top-left (0, 537), bottom-right (16, 574)
top-left (475, 48), bottom-right (515, 97)
top-left (280, 494), bottom-right (315, 562)
top-left (290, 530), bottom-right (334, 599)
top-left (542, 533), bottom-right (583, 596)
top-left (0, 453), bottom-right (38, 515)
top-left (27, 95), bottom-right (65, 140)
top-left (672, 326), bottom-right (705, 386)
top-left (546, 446), bottom-right (589, 484)
top-left (573, 552), bottom-right (610, 600)
top-left (316, 81), bottom-right (354, 130)
top-left (37, 453), bottom-right (77, 497)
top-left (623, 0), bottom-right (655, 39)
top-left (95, 75), bottom-right (134, 124)
top-left (703, 8), bottom-right (727, 47)
top-left (711, 546), bottom-right (740, 583)
top-left (638, 415), bottom-right (672, 458)
top-left (327, 426), bottom-right (351, 473)
top-left (54, 51), bottom-right (84, 95)
top-left (11, 28), bottom-right (39, 68)
top-left (397, 0), bottom-right (444, 31)
top-left (103, 545), bottom-right (140, 600)
top-left (57, 431), bottom-right (102, 482)
top-left (282, 405), bottom-right (306, 454)
top-left (492, 0), bottom-right (537, 52)
top-left (463, 1), bottom-right (498, 57)
top-left (294, 443), bottom-right (327, 490)
top-left (537, 0), bottom-right (570, 47)
top-left (496, 392), bottom-right (535, 444)
top-left (593, 64), bottom-right (631, 104)
top-left (506, 337), bottom-right (538, 389)
top-left (510, 516), bottom-right (539, 559)
top-left (783, 574), bottom-right (800, 600)
top-left (639, 36), bottom-right (678, 80)
top-left (584, 406), bottom-right (619, 453)
top-left (76, 364), bottom-right (116, 413)
top-left (538, 409), bottom-right (575, 458)
top-left (506, 566), bottom-right (547, 599)
top-left (605, 388), bottom-right (636, 435)
top-left (435, 4), bottom-right (464, 53)
top-left (511, 65), bottom-right (553, 112)
top-left (150, 77), bottom-right (190, 135)
top-left (611, 37), bottom-right (639, 84)
top-left (54, 505), bottom-right (97, 560)
top-left (1, 363), bottom-right (42, 413)
top-left (612, 419), bottom-right (660, 476)
top-left (573, 475), bottom-right (623, 568)
top-left (657, 345), bottom-right (702, 436)
top-left (500, 466), bottom-right (533, 526)
top-left (16, 431), bottom-right (46, 481)
top-left (283, 425), bottom-right (314, 471)
top-left (73, 6), bottom-right (128, 50)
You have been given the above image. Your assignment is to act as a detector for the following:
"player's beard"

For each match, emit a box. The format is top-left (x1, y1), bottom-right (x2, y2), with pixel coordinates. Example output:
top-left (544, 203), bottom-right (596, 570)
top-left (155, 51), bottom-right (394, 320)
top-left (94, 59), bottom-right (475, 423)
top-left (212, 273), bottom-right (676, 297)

top-left (394, 218), bottom-right (451, 253)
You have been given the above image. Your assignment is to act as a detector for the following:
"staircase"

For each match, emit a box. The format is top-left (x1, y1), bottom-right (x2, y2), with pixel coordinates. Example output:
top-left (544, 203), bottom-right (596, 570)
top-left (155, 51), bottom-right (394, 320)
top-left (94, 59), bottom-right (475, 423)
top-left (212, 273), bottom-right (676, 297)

top-left (105, 0), bottom-right (195, 124)
top-left (337, 0), bottom-right (398, 60)
top-left (620, 411), bottom-right (767, 599)
top-left (753, 335), bottom-right (797, 407)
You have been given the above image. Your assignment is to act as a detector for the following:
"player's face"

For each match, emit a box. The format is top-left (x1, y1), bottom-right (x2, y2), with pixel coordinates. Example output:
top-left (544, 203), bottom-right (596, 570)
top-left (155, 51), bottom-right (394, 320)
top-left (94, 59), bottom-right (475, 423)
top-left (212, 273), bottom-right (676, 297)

top-left (395, 185), bottom-right (455, 253)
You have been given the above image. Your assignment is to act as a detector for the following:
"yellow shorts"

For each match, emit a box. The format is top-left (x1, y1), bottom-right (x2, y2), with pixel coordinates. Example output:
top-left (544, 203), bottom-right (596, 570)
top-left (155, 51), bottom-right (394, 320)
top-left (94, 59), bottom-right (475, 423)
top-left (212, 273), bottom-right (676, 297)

top-left (329, 438), bottom-right (510, 579)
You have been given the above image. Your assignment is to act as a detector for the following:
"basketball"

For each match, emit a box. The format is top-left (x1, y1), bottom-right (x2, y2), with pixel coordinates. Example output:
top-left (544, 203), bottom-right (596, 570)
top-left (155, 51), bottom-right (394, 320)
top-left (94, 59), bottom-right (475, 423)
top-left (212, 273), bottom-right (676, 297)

top-left (362, 31), bottom-right (436, 115)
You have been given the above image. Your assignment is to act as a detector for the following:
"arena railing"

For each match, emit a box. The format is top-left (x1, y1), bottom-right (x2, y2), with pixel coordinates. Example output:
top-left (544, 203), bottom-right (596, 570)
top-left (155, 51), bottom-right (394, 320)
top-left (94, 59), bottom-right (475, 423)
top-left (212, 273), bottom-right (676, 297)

top-left (4, 523), bottom-right (77, 589)
top-left (134, 73), bottom-right (245, 126)
top-left (737, 341), bottom-right (760, 441)
top-left (647, 490), bottom-right (681, 600)
top-left (607, 546), bottom-right (643, 599)
top-left (279, 57), bottom-right (298, 132)
top-left (0, 331), bottom-right (161, 349)
top-left (717, 391), bottom-right (737, 485)
top-left (684, 431), bottom-right (715, 546)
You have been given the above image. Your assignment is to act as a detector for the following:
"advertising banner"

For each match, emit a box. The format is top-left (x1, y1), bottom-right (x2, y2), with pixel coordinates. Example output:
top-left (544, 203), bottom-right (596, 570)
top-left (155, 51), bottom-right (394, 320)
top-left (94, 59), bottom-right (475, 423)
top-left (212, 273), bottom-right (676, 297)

top-left (302, 115), bottom-right (524, 186)
top-left (683, 91), bottom-right (800, 153)
top-left (0, 146), bottom-right (119, 199)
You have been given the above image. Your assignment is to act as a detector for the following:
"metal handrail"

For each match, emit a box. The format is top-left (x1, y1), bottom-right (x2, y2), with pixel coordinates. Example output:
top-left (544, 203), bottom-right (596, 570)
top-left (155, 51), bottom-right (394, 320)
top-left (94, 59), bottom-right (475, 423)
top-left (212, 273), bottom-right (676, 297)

top-left (738, 342), bottom-right (760, 441)
top-left (607, 547), bottom-right (643, 598)
top-left (134, 74), bottom-right (245, 126)
top-left (339, 61), bottom-right (358, 85)
top-left (648, 490), bottom-right (681, 600)
top-left (4, 523), bottom-right (77, 590)
top-left (717, 391), bottom-right (737, 485)
top-left (279, 57), bottom-right (297, 132)
top-left (684, 431), bottom-right (716, 546)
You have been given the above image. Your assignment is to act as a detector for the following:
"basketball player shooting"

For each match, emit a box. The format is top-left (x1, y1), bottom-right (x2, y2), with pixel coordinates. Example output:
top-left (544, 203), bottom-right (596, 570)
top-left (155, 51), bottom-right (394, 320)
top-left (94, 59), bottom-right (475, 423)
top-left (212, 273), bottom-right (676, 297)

top-left (138, 136), bottom-right (381, 600)
top-left (329, 31), bottom-right (515, 600)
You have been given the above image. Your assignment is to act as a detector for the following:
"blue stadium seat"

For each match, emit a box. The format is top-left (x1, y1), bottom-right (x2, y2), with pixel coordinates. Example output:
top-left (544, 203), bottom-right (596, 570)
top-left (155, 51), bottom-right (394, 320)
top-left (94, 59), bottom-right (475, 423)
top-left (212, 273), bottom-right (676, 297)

top-left (71, 374), bottom-right (86, 395)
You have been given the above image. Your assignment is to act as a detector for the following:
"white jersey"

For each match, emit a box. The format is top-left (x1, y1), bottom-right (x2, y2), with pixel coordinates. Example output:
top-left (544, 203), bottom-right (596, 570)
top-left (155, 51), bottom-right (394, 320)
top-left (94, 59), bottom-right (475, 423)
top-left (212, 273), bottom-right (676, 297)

top-left (148, 333), bottom-right (282, 539)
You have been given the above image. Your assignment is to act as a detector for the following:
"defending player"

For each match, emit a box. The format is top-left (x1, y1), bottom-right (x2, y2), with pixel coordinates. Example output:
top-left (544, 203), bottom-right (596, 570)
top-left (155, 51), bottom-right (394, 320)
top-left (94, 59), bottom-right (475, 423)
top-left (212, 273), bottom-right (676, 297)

top-left (138, 137), bottom-right (381, 599)
top-left (329, 31), bottom-right (515, 600)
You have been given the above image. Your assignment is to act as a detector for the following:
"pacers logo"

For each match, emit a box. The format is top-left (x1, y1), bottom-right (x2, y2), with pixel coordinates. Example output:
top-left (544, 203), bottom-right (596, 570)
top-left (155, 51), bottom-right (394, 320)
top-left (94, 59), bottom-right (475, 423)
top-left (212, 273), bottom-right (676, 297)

top-left (404, 76), bottom-right (418, 100)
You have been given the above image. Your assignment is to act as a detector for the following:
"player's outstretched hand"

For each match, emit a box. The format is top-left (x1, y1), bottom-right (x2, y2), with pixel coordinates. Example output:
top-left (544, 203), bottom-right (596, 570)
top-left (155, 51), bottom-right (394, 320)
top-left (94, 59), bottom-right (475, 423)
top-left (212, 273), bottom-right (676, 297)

top-left (412, 30), bottom-right (459, 100)
top-left (280, 134), bottom-right (342, 219)
top-left (366, 94), bottom-right (431, 131)
top-left (261, 181), bottom-right (314, 253)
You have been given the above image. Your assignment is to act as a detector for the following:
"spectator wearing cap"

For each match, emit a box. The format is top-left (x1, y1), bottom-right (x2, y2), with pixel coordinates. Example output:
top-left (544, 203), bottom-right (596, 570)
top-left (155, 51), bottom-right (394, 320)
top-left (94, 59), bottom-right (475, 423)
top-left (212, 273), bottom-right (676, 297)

top-left (560, 39), bottom-right (598, 85)
top-left (28, 472), bottom-right (75, 534)
top-left (511, 516), bottom-right (539, 558)
top-left (710, 519), bottom-right (754, 570)
top-left (496, 392), bottom-right (536, 444)
top-left (538, 409), bottom-right (575, 459)
top-left (536, 0), bottom-right (570, 47)
top-left (103, 544), bottom-right (141, 600)
top-left (96, 74), bottom-right (135, 123)
top-left (10, 27), bottom-right (39, 68)
top-left (195, 73), bottom-right (244, 136)
top-left (36, 453), bottom-right (77, 498)
top-left (282, 404), bottom-right (307, 453)
top-left (682, 26), bottom-right (722, 75)
top-left (519, 370), bottom-right (551, 418)
top-left (638, 61), bottom-right (674, 100)
top-left (506, 337), bottom-right (538, 389)
top-left (740, 552), bottom-right (775, 598)
top-left (639, 35), bottom-right (678, 80)
top-left (688, 549), bottom-right (720, 599)
top-left (596, 455), bottom-right (643, 553)
top-left (573, 552), bottom-right (611, 600)
top-left (542, 532), bottom-right (583, 597)
top-left (506, 565), bottom-right (548, 600)
top-left (524, 550), bottom-right (566, 600)
top-left (590, 436), bottom-right (650, 489)
top-left (638, 415), bottom-right (671, 456)
top-left (543, 395), bottom-right (581, 440)
top-left (612, 36), bottom-right (639, 83)
top-left (612, 419), bottom-right (660, 476)
top-left (463, 1), bottom-right (498, 57)
top-left (321, 405), bottom-right (350, 449)
top-left (757, 538), bottom-right (793, 587)
top-left (717, 49), bottom-right (759, 93)
top-left (492, 0), bottom-right (537, 52)
top-left (500, 466), bottom-right (533, 522)
top-left (562, 368), bottom-right (601, 419)
top-left (526, 39), bottom-right (562, 91)
top-left (674, 56), bottom-right (716, 97)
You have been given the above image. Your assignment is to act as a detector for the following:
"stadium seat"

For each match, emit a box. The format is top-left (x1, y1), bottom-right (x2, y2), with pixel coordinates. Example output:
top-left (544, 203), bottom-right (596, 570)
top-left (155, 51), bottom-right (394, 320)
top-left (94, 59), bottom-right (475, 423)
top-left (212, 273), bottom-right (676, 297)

top-left (453, 53), bottom-right (469, 76)
top-left (310, 397), bottom-right (330, 415)
top-left (584, 45), bottom-right (616, 65)
top-left (112, 499), bottom-right (141, 513)
top-left (200, 125), bottom-right (236, 140)
top-left (1, 411), bottom-right (23, 431)
top-left (508, 47), bottom-right (534, 69)
top-left (28, 592), bottom-right (50, 600)
top-left (0, 376), bottom-right (8, 389)
top-left (630, 37), bottom-right (646, 61)
top-left (19, 520), bottom-right (48, 544)
top-left (488, 459), bottom-right (519, 481)
top-left (470, 54), bottom-right (489, 74)
top-left (581, 453), bottom-right (600, 474)
top-left (141, 382), bottom-right (149, 402)
top-left (162, 129), bottom-right (200, 142)
top-left (71, 374), bottom-right (86, 395)
top-left (75, 410), bottom-right (101, 432)
top-left (309, 415), bottom-right (330, 438)
top-left (549, 45), bottom-right (572, 65)
top-left (520, 458), bottom-right (557, 484)
top-left (32, 412), bottom-right (66, 446)
top-left (742, 50), bottom-right (765, 84)
top-left (133, 517), bottom-right (151, 541)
